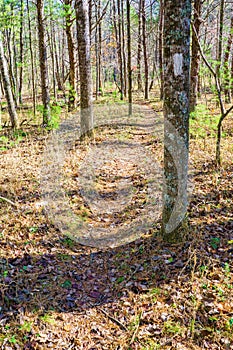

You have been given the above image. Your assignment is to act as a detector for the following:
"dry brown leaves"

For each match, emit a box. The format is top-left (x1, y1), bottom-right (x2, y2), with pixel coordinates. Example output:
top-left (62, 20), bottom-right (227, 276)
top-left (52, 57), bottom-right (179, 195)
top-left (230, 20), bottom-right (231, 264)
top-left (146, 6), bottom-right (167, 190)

top-left (0, 105), bottom-right (232, 350)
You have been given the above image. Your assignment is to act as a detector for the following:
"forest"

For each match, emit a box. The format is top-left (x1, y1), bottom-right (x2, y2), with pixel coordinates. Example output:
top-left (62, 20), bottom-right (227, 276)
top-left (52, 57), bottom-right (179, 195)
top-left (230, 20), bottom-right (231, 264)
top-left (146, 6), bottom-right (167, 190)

top-left (0, 0), bottom-right (233, 349)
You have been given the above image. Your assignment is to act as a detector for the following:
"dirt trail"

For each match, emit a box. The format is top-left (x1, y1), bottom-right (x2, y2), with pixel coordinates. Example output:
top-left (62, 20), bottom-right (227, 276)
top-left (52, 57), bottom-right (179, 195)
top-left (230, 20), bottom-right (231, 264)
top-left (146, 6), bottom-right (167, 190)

top-left (41, 103), bottom-right (163, 248)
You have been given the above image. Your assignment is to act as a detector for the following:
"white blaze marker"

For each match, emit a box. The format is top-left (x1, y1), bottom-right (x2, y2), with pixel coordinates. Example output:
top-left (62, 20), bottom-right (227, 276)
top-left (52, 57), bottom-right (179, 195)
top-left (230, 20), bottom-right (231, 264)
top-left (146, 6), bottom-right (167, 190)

top-left (173, 53), bottom-right (183, 77)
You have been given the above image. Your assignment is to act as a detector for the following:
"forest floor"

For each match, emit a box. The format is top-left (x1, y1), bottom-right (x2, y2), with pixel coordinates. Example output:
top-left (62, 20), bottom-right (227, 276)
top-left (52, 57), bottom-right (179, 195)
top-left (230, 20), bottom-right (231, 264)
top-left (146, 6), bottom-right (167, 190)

top-left (0, 94), bottom-right (233, 349)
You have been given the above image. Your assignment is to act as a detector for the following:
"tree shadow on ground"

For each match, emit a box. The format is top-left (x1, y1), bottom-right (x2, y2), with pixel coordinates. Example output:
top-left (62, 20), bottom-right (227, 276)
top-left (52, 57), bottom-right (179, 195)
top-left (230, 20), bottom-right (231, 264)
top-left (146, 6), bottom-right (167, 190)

top-left (0, 227), bottom-right (192, 316)
top-left (1, 163), bottom-right (232, 319)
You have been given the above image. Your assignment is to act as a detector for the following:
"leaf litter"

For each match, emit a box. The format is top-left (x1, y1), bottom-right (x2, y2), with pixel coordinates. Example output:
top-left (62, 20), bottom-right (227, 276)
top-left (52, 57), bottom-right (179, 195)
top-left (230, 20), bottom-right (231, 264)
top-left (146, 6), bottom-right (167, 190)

top-left (0, 104), bottom-right (232, 349)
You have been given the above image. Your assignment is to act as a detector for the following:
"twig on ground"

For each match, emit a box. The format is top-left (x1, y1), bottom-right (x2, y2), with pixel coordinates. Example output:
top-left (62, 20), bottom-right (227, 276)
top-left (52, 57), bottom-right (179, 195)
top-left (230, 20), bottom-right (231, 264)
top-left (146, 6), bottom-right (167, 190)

top-left (178, 248), bottom-right (197, 280)
top-left (125, 265), bottom-right (141, 284)
top-left (130, 311), bottom-right (143, 344)
top-left (0, 196), bottom-right (18, 207)
top-left (98, 307), bottom-right (128, 331)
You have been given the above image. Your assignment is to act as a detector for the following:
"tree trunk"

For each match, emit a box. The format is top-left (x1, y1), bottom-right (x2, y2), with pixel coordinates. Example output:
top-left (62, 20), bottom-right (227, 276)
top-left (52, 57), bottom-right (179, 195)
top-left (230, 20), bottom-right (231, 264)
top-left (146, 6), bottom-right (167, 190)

top-left (98, 0), bottom-right (102, 95)
top-left (126, 0), bottom-right (132, 115)
top-left (36, 0), bottom-right (51, 125)
top-left (231, 49), bottom-right (233, 98)
top-left (162, 0), bottom-right (191, 242)
top-left (75, 0), bottom-right (93, 139)
top-left (216, 0), bottom-right (225, 79)
top-left (19, 0), bottom-right (24, 105)
top-left (190, 0), bottom-right (202, 112)
top-left (53, 29), bottom-right (64, 93)
top-left (149, 57), bottom-right (156, 91)
top-left (142, 0), bottom-right (149, 100)
top-left (48, 21), bottom-right (57, 102)
top-left (64, 0), bottom-right (76, 111)
top-left (0, 39), bottom-right (18, 129)
top-left (223, 17), bottom-right (233, 103)
top-left (117, 0), bottom-right (124, 99)
top-left (137, 0), bottom-right (143, 91)
top-left (5, 29), bottom-right (17, 107)
top-left (94, 0), bottom-right (101, 99)
top-left (158, 0), bottom-right (164, 100)
top-left (27, 0), bottom-right (36, 116)
top-left (121, 0), bottom-right (127, 98)
top-left (12, 29), bottom-right (19, 106)
top-left (88, 0), bottom-right (92, 40)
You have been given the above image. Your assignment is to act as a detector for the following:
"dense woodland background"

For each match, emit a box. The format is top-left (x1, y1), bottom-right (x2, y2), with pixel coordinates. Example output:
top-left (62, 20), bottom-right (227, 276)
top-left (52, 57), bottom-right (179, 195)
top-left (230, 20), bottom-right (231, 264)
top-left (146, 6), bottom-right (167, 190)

top-left (0, 1), bottom-right (231, 118)
top-left (0, 0), bottom-right (233, 160)
top-left (0, 0), bottom-right (233, 349)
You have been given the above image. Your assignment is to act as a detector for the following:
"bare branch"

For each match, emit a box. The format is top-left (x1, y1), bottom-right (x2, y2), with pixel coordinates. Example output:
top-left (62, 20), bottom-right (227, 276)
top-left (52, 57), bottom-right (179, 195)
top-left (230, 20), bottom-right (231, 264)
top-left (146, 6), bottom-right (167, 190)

top-left (91, 0), bottom-right (110, 32)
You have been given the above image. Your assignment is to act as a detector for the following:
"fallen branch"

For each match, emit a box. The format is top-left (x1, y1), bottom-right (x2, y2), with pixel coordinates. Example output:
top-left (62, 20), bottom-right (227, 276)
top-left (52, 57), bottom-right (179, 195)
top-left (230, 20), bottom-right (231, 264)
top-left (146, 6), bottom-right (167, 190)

top-left (98, 307), bottom-right (128, 331)
top-left (0, 196), bottom-right (18, 207)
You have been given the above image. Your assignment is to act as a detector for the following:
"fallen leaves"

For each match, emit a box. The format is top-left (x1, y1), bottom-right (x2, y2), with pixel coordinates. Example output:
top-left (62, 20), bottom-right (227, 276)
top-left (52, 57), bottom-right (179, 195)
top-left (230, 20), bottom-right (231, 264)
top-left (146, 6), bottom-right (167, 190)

top-left (0, 104), bottom-right (233, 349)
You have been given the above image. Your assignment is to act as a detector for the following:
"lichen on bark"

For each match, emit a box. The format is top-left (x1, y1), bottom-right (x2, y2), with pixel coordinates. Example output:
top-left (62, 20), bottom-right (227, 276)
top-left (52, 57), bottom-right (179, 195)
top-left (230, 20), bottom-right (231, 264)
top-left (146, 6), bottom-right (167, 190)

top-left (162, 0), bottom-right (191, 243)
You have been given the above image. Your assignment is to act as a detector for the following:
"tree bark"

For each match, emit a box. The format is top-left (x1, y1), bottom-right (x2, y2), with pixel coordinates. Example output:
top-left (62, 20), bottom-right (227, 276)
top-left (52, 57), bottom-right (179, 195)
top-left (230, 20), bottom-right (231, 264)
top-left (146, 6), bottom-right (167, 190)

top-left (158, 0), bottom-right (164, 100)
top-left (5, 28), bottom-right (17, 107)
top-left (231, 48), bottom-right (233, 99)
top-left (27, 0), bottom-right (36, 116)
top-left (126, 0), bottom-right (132, 115)
top-left (97, 0), bottom-right (102, 94)
top-left (142, 0), bottom-right (149, 100)
top-left (19, 0), bottom-right (24, 105)
top-left (64, 0), bottom-right (76, 111)
top-left (117, 0), bottom-right (124, 99)
top-left (0, 39), bottom-right (18, 128)
top-left (190, 0), bottom-right (202, 112)
top-left (36, 0), bottom-right (51, 125)
top-left (75, 0), bottom-right (93, 139)
top-left (48, 19), bottom-right (57, 102)
top-left (137, 0), bottom-right (143, 91)
top-left (223, 17), bottom-right (233, 103)
top-left (162, 0), bottom-right (191, 242)
top-left (216, 0), bottom-right (225, 79)
top-left (121, 0), bottom-right (127, 97)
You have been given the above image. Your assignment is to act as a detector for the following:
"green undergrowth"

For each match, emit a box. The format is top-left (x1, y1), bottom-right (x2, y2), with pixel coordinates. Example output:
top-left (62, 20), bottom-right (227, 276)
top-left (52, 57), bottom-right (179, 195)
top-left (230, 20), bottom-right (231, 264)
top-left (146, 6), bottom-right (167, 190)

top-left (0, 129), bottom-right (28, 150)
top-left (190, 103), bottom-right (225, 139)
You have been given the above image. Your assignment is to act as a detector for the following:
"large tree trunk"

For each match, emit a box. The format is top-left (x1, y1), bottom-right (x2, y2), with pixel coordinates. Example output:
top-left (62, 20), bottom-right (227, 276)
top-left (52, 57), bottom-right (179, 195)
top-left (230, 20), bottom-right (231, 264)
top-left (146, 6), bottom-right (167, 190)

top-left (37, 0), bottom-right (51, 125)
top-left (0, 39), bottom-right (18, 129)
top-left (75, 0), bottom-right (93, 139)
top-left (190, 0), bottom-right (202, 112)
top-left (162, 0), bottom-right (191, 242)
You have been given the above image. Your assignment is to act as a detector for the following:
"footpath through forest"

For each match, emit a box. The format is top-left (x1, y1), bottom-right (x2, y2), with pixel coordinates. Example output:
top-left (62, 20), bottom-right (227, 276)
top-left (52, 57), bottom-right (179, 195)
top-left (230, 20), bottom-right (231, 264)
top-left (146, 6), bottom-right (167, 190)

top-left (41, 103), bottom-right (163, 248)
top-left (0, 101), bottom-right (233, 349)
